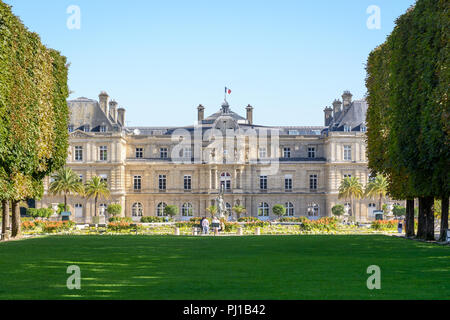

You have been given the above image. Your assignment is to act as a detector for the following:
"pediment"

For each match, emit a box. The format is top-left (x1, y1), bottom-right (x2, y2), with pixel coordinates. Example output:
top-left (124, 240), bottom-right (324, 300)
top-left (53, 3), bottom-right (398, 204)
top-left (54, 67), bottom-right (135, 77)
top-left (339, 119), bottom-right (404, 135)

top-left (70, 130), bottom-right (93, 138)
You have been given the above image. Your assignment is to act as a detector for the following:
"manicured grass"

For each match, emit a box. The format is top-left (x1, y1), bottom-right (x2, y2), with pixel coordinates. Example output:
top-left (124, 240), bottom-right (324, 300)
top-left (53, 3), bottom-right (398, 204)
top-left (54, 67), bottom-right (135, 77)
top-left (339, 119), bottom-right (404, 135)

top-left (0, 235), bottom-right (449, 300)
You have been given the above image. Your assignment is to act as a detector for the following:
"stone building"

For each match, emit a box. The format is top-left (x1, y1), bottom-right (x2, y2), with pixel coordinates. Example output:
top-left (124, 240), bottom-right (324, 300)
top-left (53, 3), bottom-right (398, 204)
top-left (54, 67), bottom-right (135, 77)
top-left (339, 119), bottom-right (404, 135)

top-left (37, 90), bottom-right (392, 223)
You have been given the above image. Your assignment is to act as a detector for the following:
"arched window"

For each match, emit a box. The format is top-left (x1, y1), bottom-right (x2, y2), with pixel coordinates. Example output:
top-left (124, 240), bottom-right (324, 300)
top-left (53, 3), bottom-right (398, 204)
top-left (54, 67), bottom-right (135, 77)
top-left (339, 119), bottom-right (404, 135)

top-left (220, 172), bottom-right (232, 191)
top-left (182, 203), bottom-right (194, 217)
top-left (285, 202), bottom-right (295, 216)
top-left (157, 202), bottom-right (167, 216)
top-left (307, 203), bottom-right (320, 217)
top-left (258, 202), bottom-right (269, 217)
top-left (132, 203), bottom-right (143, 217)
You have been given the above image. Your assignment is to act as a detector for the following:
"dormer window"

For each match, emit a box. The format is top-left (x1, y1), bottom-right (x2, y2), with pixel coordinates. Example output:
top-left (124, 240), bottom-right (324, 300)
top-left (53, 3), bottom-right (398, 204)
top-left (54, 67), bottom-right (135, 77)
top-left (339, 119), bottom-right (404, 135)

top-left (344, 125), bottom-right (352, 132)
top-left (83, 125), bottom-right (90, 132)
top-left (68, 125), bottom-right (74, 133)
top-left (360, 125), bottom-right (367, 133)
top-left (100, 125), bottom-right (107, 133)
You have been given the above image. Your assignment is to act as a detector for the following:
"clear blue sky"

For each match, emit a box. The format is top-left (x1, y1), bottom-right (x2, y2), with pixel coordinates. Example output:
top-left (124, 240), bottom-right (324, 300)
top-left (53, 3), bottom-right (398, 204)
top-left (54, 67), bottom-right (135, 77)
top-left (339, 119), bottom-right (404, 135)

top-left (5, 0), bottom-right (415, 127)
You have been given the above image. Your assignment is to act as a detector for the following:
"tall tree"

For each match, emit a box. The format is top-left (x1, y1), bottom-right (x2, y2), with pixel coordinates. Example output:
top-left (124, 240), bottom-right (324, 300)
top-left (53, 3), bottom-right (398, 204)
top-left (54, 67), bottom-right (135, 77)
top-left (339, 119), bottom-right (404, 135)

top-left (0, 2), bottom-right (69, 238)
top-left (49, 167), bottom-right (84, 212)
top-left (338, 177), bottom-right (364, 221)
top-left (84, 176), bottom-right (110, 218)
top-left (366, 0), bottom-right (449, 241)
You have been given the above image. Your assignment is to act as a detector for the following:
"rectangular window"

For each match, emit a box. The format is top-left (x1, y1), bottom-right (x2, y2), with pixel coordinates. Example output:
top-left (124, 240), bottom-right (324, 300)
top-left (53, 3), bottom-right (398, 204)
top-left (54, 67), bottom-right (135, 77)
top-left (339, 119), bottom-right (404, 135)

top-left (283, 147), bottom-right (291, 159)
top-left (344, 125), bottom-right (352, 132)
top-left (160, 148), bottom-right (168, 159)
top-left (136, 148), bottom-right (144, 159)
top-left (68, 125), bottom-right (74, 133)
top-left (308, 147), bottom-right (316, 159)
top-left (99, 146), bottom-right (108, 161)
top-left (100, 125), bottom-right (107, 133)
top-left (83, 125), bottom-right (90, 132)
top-left (133, 176), bottom-right (142, 191)
top-left (310, 174), bottom-right (318, 191)
top-left (74, 146), bottom-right (83, 161)
top-left (184, 175), bottom-right (192, 191)
top-left (260, 176), bottom-right (268, 190)
top-left (285, 177), bottom-right (293, 191)
top-left (159, 175), bottom-right (167, 191)
top-left (259, 147), bottom-right (267, 159)
top-left (344, 145), bottom-right (352, 161)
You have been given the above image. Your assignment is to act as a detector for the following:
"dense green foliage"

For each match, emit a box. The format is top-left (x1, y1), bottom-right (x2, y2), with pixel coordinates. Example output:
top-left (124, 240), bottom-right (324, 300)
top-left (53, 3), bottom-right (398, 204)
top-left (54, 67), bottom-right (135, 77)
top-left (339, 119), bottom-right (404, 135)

top-left (0, 1), bottom-right (69, 202)
top-left (26, 208), bottom-right (53, 219)
top-left (272, 204), bottom-right (286, 218)
top-left (331, 204), bottom-right (345, 217)
top-left (0, 236), bottom-right (449, 299)
top-left (392, 205), bottom-right (406, 217)
top-left (106, 204), bottom-right (122, 217)
top-left (164, 205), bottom-right (179, 218)
top-left (365, 0), bottom-right (449, 240)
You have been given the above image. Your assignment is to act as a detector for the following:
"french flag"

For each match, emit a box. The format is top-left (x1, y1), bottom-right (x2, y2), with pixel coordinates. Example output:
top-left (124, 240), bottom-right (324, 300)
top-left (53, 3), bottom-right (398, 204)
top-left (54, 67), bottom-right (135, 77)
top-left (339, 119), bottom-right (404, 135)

top-left (225, 87), bottom-right (232, 95)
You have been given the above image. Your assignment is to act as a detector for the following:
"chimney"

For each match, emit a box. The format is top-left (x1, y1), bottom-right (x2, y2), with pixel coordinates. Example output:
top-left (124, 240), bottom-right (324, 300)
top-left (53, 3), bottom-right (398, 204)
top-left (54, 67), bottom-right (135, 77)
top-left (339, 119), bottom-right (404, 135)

top-left (117, 108), bottom-right (126, 126)
top-left (332, 99), bottom-right (342, 118)
top-left (197, 104), bottom-right (205, 122)
top-left (324, 106), bottom-right (333, 126)
top-left (99, 91), bottom-right (109, 114)
top-left (246, 105), bottom-right (254, 125)
top-left (109, 100), bottom-right (118, 122)
top-left (342, 91), bottom-right (353, 111)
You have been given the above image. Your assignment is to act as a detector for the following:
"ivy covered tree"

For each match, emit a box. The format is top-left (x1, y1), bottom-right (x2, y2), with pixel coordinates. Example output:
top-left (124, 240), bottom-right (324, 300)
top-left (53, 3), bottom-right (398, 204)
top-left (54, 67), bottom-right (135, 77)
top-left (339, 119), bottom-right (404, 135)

top-left (0, 2), bottom-right (69, 239)
top-left (366, 0), bottom-right (449, 241)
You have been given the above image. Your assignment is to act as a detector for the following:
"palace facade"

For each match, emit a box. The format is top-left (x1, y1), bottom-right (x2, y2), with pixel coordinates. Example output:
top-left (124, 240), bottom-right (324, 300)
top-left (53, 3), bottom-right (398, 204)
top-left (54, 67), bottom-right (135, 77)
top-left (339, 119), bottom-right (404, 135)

top-left (37, 90), bottom-right (390, 223)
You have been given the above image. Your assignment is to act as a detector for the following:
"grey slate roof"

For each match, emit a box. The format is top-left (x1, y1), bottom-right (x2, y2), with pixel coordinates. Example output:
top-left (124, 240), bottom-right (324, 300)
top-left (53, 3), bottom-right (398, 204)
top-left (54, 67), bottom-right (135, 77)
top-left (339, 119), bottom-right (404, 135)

top-left (330, 99), bottom-right (367, 131)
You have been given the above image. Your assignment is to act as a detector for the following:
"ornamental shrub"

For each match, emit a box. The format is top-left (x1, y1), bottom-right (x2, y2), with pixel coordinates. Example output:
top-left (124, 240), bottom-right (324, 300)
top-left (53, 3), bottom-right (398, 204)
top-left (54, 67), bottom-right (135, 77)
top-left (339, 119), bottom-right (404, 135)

top-left (106, 204), bottom-right (122, 216)
top-left (109, 216), bottom-right (132, 223)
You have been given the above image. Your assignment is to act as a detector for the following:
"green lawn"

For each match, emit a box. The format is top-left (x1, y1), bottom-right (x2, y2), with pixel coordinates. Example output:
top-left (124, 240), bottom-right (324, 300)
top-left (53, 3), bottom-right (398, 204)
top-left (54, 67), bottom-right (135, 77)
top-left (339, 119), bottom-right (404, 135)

top-left (0, 235), bottom-right (449, 300)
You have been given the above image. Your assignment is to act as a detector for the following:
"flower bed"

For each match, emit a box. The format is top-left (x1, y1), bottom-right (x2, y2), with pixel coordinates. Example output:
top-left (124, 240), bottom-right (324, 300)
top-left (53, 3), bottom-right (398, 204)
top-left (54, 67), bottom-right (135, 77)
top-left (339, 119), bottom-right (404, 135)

top-left (371, 220), bottom-right (400, 231)
top-left (42, 221), bottom-right (75, 233)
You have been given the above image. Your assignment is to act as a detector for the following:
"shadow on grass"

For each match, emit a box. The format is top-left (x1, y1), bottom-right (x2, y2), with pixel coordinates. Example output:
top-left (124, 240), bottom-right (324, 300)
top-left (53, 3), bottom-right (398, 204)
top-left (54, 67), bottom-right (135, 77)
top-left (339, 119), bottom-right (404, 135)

top-left (0, 235), bottom-right (448, 300)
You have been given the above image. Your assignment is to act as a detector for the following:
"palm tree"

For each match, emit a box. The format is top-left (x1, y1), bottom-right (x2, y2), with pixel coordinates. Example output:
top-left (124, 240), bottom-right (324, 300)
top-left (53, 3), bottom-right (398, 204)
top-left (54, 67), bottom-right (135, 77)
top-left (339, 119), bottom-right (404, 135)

top-left (232, 205), bottom-right (247, 220)
top-left (339, 177), bottom-right (364, 220)
top-left (49, 167), bottom-right (84, 211)
top-left (84, 176), bottom-right (110, 217)
top-left (206, 205), bottom-right (218, 218)
top-left (365, 174), bottom-right (389, 211)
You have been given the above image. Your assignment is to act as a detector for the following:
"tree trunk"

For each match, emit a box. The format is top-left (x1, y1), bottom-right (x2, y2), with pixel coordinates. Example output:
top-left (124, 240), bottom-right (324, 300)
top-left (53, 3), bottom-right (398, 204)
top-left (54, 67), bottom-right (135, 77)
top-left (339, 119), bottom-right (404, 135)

top-left (11, 201), bottom-right (21, 238)
top-left (424, 196), bottom-right (435, 241)
top-left (405, 199), bottom-right (415, 238)
top-left (64, 193), bottom-right (67, 212)
top-left (417, 197), bottom-right (427, 239)
top-left (379, 195), bottom-right (382, 212)
top-left (1, 200), bottom-right (10, 241)
top-left (351, 197), bottom-right (354, 221)
top-left (438, 195), bottom-right (449, 242)
top-left (94, 195), bottom-right (98, 217)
